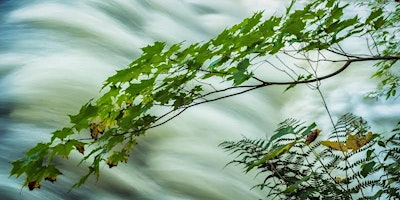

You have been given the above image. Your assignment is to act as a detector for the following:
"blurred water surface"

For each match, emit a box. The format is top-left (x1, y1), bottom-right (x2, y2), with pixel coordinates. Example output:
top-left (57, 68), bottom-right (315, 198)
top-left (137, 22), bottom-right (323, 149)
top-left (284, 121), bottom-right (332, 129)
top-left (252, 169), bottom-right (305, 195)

top-left (0, 1), bottom-right (398, 199)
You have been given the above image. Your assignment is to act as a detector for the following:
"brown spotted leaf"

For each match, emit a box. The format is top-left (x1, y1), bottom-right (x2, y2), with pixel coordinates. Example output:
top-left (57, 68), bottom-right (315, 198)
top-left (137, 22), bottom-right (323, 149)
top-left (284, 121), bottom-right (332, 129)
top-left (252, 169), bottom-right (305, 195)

top-left (106, 151), bottom-right (129, 168)
top-left (305, 129), bottom-right (321, 145)
top-left (89, 122), bottom-right (105, 140)
top-left (28, 181), bottom-right (41, 190)
top-left (74, 143), bottom-right (85, 155)
top-left (44, 176), bottom-right (56, 183)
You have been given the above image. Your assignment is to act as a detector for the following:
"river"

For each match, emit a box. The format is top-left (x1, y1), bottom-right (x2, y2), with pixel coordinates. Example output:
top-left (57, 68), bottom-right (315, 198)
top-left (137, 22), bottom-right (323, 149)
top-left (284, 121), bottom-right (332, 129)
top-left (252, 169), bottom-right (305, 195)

top-left (0, 1), bottom-right (398, 200)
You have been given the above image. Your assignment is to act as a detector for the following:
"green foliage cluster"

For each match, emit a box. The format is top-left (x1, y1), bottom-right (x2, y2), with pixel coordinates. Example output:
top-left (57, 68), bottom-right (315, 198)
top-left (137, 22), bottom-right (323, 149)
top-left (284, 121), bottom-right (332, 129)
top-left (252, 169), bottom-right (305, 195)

top-left (221, 114), bottom-right (400, 199)
top-left (9, 0), bottom-right (400, 196)
top-left (365, 0), bottom-right (400, 99)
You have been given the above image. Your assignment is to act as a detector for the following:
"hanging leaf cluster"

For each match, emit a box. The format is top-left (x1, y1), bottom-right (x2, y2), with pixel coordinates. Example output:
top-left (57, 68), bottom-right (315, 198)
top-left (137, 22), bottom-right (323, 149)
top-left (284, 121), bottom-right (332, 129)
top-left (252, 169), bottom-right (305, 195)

top-left (366, 1), bottom-right (400, 99)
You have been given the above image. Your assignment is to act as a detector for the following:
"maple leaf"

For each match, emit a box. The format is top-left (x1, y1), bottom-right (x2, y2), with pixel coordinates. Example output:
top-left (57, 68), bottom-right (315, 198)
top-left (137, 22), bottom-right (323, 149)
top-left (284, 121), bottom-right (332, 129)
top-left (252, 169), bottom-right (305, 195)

top-left (43, 165), bottom-right (62, 183)
top-left (106, 151), bottom-right (129, 168)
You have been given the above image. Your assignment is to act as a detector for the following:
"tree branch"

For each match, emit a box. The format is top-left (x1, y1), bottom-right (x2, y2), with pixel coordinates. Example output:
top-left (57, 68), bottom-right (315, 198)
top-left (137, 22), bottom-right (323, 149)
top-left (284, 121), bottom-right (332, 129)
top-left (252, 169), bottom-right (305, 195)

top-left (262, 56), bottom-right (400, 86)
top-left (150, 56), bottom-right (400, 130)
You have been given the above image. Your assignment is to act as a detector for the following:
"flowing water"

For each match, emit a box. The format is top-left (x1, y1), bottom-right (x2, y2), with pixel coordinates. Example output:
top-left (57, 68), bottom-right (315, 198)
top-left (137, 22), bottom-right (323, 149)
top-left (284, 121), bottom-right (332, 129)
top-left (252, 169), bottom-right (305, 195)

top-left (0, 1), bottom-right (399, 200)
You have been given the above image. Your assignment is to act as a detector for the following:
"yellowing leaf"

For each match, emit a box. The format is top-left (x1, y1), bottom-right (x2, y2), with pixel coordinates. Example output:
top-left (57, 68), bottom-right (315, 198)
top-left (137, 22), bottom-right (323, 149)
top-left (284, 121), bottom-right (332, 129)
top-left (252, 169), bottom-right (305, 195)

top-left (334, 176), bottom-right (349, 183)
top-left (274, 141), bottom-right (296, 156)
top-left (321, 141), bottom-right (348, 151)
top-left (365, 131), bottom-right (373, 142)
top-left (346, 134), bottom-right (360, 151)
top-left (322, 132), bottom-right (373, 152)
top-left (346, 132), bottom-right (373, 152)
top-left (104, 119), bottom-right (116, 127)
top-left (89, 122), bottom-right (105, 140)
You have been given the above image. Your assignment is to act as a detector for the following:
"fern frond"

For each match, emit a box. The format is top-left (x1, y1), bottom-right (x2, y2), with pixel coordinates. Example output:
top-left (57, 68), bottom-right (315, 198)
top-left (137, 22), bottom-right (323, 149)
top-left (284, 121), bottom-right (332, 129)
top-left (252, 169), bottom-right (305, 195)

top-left (222, 114), bottom-right (400, 199)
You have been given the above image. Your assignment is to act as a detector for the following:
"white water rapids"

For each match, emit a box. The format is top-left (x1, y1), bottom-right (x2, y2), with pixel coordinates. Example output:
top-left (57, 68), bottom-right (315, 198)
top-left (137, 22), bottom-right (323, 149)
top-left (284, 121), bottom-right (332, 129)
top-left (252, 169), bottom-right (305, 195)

top-left (0, 1), bottom-right (398, 199)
